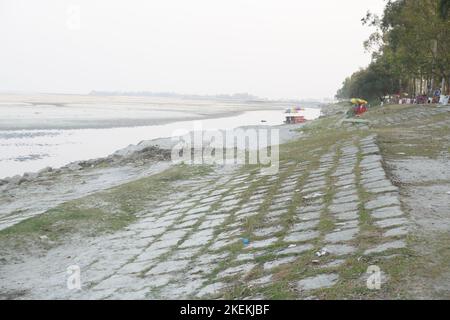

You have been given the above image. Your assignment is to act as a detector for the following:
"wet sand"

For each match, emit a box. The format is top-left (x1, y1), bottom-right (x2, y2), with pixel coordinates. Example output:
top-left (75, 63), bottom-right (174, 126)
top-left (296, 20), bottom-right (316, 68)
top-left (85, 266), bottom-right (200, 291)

top-left (0, 93), bottom-right (288, 130)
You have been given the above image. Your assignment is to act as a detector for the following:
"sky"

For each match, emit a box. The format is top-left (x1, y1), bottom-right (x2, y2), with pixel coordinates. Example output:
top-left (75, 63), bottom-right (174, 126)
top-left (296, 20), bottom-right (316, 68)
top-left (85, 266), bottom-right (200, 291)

top-left (0, 0), bottom-right (386, 100)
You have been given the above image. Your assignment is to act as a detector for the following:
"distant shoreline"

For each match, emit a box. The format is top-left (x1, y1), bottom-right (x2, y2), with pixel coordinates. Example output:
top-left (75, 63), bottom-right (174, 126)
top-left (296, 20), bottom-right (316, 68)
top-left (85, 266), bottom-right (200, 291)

top-left (0, 93), bottom-right (321, 131)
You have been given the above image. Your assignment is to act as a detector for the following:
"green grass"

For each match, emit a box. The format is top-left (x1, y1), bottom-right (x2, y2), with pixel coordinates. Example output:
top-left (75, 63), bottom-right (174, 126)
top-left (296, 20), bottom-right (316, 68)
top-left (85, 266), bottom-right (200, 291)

top-left (219, 103), bottom-right (447, 299)
top-left (217, 103), bottom-right (447, 299)
top-left (0, 164), bottom-right (213, 249)
top-left (3, 102), bottom-right (448, 299)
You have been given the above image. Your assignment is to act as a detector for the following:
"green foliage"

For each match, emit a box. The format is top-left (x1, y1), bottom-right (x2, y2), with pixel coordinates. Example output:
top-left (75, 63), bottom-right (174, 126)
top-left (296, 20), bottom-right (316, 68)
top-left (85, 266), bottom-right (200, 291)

top-left (335, 58), bottom-right (401, 101)
top-left (439, 0), bottom-right (450, 19)
top-left (337, 0), bottom-right (450, 101)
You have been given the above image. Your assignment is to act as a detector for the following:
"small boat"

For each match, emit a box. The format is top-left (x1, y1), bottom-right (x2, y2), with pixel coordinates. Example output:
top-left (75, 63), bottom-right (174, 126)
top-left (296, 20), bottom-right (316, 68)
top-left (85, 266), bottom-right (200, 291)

top-left (284, 107), bottom-right (307, 124)
top-left (285, 115), bottom-right (306, 124)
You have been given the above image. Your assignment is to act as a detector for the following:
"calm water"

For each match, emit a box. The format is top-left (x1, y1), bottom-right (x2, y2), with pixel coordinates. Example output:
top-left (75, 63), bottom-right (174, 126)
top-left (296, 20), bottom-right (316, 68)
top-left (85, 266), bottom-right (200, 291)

top-left (0, 108), bottom-right (320, 178)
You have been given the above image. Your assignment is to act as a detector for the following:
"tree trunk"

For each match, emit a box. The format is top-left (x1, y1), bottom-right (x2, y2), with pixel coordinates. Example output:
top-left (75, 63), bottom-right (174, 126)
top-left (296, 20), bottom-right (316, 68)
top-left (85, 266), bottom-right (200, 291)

top-left (446, 76), bottom-right (450, 95)
top-left (420, 76), bottom-right (423, 94)
top-left (431, 39), bottom-right (438, 93)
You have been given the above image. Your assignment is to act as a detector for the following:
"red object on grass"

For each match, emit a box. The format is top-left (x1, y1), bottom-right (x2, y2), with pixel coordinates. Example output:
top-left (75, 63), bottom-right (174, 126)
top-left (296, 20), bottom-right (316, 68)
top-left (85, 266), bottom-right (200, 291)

top-left (355, 105), bottom-right (367, 115)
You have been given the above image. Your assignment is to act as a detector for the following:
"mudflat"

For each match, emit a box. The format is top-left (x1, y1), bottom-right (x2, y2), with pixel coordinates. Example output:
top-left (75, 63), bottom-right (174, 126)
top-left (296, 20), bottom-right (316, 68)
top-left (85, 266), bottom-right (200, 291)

top-left (0, 93), bottom-right (287, 130)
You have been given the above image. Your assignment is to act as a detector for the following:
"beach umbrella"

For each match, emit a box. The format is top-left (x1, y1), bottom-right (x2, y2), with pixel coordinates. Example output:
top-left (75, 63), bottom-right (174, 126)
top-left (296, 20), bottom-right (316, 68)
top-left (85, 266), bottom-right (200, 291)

top-left (358, 99), bottom-right (368, 105)
top-left (352, 98), bottom-right (368, 105)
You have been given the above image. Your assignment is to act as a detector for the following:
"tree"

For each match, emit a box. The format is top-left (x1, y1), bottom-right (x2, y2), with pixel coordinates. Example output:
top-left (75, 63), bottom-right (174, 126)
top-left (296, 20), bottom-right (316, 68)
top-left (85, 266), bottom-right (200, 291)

top-left (439, 0), bottom-right (450, 19)
top-left (337, 0), bottom-right (450, 101)
top-left (335, 57), bottom-right (401, 102)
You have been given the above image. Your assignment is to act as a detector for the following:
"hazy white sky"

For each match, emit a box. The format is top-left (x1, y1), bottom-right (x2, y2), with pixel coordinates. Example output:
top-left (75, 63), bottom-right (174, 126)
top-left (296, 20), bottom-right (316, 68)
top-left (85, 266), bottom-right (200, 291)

top-left (0, 0), bottom-right (386, 100)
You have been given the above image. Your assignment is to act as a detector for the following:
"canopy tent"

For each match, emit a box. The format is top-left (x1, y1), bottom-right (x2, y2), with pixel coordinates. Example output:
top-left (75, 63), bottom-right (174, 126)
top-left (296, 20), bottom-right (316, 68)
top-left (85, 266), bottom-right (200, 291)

top-left (285, 107), bottom-right (305, 113)
top-left (351, 98), bottom-right (368, 105)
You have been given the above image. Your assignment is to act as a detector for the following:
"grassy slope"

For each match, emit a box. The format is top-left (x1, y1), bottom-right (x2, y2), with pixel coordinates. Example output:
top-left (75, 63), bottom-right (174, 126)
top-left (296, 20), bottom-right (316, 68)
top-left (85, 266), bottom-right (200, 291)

top-left (220, 114), bottom-right (414, 300)
top-left (0, 164), bottom-right (212, 252)
top-left (1, 103), bottom-right (447, 299)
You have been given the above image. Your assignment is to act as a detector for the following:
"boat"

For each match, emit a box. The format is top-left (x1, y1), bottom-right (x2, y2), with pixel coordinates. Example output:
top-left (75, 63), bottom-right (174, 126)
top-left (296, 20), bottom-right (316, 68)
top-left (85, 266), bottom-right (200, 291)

top-left (284, 107), bottom-right (307, 124)
top-left (285, 115), bottom-right (306, 124)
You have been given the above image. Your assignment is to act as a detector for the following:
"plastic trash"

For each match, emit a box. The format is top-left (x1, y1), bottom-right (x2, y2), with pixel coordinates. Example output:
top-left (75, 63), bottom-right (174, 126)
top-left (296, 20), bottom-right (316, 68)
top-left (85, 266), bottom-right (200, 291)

top-left (242, 238), bottom-right (250, 246)
top-left (303, 192), bottom-right (324, 200)
top-left (315, 248), bottom-right (328, 257)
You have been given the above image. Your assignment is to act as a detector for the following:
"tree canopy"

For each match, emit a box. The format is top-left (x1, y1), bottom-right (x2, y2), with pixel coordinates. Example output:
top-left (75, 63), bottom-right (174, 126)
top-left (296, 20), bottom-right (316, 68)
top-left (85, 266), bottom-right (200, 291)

top-left (336, 0), bottom-right (450, 102)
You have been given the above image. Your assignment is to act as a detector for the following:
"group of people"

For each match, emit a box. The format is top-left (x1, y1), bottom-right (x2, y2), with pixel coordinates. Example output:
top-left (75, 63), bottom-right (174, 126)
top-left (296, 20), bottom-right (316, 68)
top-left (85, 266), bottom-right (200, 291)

top-left (349, 89), bottom-right (449, 118)
top-left (382, 89), bottom-right (449, 106)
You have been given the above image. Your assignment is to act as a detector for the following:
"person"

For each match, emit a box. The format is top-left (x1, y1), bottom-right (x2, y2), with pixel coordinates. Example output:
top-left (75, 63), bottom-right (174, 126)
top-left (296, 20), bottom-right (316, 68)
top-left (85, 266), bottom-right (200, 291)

top-left (361, 103), bottom-right (367, 113)
top-left (354, 102), bottom-right (367, 116)
top-left (439, 95), bottom-right (449, 105)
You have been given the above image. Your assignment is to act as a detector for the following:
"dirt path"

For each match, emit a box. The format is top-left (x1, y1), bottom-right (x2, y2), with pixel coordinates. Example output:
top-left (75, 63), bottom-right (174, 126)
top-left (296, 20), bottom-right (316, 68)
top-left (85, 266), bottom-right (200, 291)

top-left (365, 104), bottom-right (450, 299)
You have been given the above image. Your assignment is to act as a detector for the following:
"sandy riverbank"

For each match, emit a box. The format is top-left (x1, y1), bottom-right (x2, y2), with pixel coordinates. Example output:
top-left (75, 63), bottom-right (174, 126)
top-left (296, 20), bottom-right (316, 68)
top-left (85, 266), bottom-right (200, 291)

top-left (0, 94), bottom-right (321, 178)
top-left (0, 103), bottom-right (321, 229)
top-left (0, 93), bottom-right (294, 130)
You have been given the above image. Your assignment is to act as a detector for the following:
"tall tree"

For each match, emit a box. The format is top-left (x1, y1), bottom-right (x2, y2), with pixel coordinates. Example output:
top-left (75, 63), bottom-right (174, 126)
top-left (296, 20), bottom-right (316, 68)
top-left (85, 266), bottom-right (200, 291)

top-left (337, 0), bottom-right (450, 100)
top-left (439, 0), bottom-right (450, 19)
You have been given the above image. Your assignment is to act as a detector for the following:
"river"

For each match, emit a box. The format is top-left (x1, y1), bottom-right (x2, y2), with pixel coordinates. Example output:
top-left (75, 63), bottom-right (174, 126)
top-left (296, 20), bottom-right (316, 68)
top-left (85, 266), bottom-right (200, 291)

top-left (0, 107), bottom-right (321, 178)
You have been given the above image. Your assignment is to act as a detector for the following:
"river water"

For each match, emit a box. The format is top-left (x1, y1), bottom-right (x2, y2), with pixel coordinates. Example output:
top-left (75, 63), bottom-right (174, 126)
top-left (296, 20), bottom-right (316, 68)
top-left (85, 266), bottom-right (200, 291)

top-left (0, 108), bottom-right (321, 178)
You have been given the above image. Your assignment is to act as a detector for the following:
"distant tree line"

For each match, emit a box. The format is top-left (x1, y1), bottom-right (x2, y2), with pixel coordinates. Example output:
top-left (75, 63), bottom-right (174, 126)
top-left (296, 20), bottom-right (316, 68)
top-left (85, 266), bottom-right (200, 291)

top-left (336, 0), bottom-right (450, 103)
